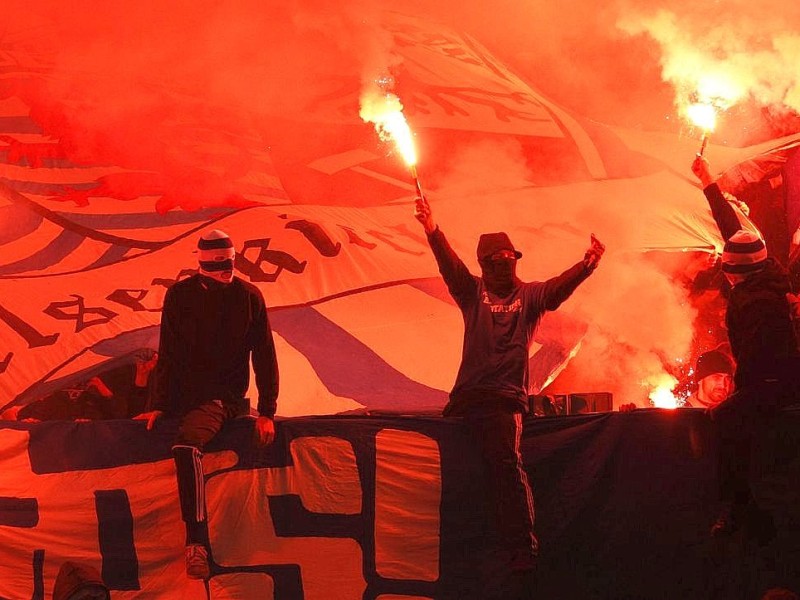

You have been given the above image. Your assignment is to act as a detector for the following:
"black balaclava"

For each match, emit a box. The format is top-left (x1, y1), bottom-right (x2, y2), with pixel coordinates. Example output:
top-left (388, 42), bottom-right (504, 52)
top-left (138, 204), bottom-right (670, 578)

top-left (476, 232), bottom-right (522, 296)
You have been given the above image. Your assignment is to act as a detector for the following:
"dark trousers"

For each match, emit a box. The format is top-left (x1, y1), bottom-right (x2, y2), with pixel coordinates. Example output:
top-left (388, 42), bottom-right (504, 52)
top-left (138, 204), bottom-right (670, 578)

top-left (464, 408), bottom-right (538, 556)
top-left (172, 400), bottom-right (236, 545)
top-left (712, 380), bottom-right (796, 509)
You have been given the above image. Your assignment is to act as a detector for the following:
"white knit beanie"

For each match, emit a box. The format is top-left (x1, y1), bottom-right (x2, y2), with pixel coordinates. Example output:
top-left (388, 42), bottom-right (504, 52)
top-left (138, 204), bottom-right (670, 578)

top-left (721, 230), bottom-right (767, 278)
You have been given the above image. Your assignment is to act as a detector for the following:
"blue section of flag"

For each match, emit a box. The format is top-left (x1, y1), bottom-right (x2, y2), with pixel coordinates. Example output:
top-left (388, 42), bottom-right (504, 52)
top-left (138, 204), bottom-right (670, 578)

top-left (270, 306), bottom-right (448, 411)
top-left (0, 229), bottom-right (84, 274)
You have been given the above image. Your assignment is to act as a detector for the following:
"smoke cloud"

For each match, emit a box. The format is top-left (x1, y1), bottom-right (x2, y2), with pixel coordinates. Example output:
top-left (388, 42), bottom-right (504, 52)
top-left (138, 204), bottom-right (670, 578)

top-left (2, 0), bottom-right (796, 406)
top-left (619, 5), bottom-right (800, 117)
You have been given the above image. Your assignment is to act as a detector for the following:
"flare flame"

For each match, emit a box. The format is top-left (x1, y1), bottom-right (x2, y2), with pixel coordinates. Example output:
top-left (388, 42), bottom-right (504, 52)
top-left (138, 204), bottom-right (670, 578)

top-left (360, 90), bottom-right (417, 168)
top-left (646, 373), bottom-right (680, 409)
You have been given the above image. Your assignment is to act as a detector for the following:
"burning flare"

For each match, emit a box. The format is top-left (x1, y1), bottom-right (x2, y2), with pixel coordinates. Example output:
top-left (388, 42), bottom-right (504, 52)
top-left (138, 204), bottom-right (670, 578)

top-left (686, 102), bottom-right (717, 133)
top-left (360, 83), bottom-right (425, 198)
top-left (360, 91), bottom-right (417, 168)
top-left (686, 101), bottom-right (717, 156)
top-left (646, 373), bottom-right (680, 409)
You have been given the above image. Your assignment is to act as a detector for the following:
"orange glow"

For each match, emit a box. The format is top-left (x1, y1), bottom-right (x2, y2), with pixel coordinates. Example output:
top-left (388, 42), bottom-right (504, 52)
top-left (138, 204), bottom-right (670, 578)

top-left (646, 373), bottom-right (680, 409)
top-left (360, 91), bottom-right (417, 167)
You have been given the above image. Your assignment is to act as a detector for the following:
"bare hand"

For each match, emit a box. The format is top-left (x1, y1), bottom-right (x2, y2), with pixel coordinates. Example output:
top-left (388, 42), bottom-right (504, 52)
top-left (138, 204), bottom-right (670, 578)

top-left (133, 410), bottom-right (163, 430)
top-left (414, 196), bottom-right (436, 235)
top-left (135, 351), bottom-right (158, 387)
top-left (86, 376), bottom-right (113, 398)
top-left (583, 234), bottom-right (605, 270)
top-left (255, 416), bottom-right (276, 447)
top-left (691, 155), bottom-right (715, 188)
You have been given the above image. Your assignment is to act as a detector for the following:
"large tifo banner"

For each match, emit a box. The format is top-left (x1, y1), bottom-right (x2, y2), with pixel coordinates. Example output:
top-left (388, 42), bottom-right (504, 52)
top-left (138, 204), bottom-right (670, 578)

top-left (2, 410), bottom-right (800, 599)
top-left (1, 10), bottom-right (745, 416)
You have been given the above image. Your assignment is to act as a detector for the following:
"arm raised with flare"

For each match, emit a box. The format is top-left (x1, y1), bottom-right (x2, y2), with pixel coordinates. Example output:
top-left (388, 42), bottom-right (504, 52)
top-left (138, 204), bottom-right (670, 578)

top-left (414, 196), bottom-right (477, 306)
top-left (691, 155), bottom-right (742, 241)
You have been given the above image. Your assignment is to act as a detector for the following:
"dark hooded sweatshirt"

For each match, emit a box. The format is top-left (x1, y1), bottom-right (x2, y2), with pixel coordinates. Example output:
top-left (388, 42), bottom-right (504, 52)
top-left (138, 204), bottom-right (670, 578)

top-left (427, 227), bottom-right (592, 415)
top-left (152, 274), bottom-right (279, 417)
top-left (703, 183), bottom-right (800, 387)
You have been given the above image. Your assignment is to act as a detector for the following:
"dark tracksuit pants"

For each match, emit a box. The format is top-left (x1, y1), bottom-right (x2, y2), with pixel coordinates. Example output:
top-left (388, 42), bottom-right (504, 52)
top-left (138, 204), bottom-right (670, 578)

top-left (173, 400), bottom-right (238, 546)
top-left (462, 405), bottom-right (538, 557)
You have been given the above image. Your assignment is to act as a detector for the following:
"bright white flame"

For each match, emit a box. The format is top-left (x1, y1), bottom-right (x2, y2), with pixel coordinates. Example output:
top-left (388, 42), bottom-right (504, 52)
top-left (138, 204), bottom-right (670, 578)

top-left (646, 373), bottom-right (680, 409)
top-left (694, 73), bottom-right (743, 109)
top-left (360, 91), bottom-right (417, 167)
top-left (686, 102), bottom-right (717, 132)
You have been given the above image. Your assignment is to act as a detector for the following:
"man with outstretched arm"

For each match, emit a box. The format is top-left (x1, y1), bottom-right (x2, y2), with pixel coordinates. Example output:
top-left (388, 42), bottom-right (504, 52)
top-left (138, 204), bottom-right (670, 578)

top-left (413, 195), bottom-right (604, 573)
top-left (135, 229), bottom-right (279, 579)
top-left (691, 155), bottom-right (800, 541)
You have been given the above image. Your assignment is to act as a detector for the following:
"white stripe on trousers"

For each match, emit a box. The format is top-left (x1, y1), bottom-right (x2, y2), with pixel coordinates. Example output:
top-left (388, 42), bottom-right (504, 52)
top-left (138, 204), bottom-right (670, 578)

top-left (514, 412), bottom-right (535, 545)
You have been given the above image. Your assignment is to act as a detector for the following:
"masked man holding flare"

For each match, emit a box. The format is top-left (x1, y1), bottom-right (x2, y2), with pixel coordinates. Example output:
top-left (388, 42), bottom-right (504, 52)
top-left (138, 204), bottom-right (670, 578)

top-left (414, 195), bottom-right (604, 572)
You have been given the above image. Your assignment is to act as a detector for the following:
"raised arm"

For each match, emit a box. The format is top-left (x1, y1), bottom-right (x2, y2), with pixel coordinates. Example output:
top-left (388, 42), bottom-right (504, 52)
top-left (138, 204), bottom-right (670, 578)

top-left (414, 196), bottom-right (477, 303)
top-left (536, 234), bottom-right (604, 312)
top-left (691, 156), bottom-right (742, 241)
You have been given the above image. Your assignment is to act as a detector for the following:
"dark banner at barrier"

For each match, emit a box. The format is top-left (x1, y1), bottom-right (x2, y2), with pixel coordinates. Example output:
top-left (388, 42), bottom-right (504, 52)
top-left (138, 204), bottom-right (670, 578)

top-left (2, 410), bottom-right (800, 599)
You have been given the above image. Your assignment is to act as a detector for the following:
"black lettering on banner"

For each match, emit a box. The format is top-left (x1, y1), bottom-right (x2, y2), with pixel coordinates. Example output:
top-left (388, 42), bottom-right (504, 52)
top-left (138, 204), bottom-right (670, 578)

top-left (0, 497), bottom-right (38, 527)
top-left (285, 220), bottom-right (342, 257)
top-left (389, 223), bottom-right (429, 247)
top-left (43, 295), bottom-right (117, 333)
top-left (0, 303), bottom-right (59, 348)
top-left (106, 289), bottom-right (160, 313)
top-left (236, 238), bottom-right (307, 283)
top-left (365, 230), bottom-right (425, 256)
top-left (95, 490), bottom-right (140, 591)
top-left (32, 549), bottom-right (44, 600)
top-left (0, 352), bottom-right (12, 374)
top-left (0, 500), bottom-right (42, 596)
top-left (151, 269), bottom-right (197, 290)
top-left (338, 226), bottom-right (377, 250)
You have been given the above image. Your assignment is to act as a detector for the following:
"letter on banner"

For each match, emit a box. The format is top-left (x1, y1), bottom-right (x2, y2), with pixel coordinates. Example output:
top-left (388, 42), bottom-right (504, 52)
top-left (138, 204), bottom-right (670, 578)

top-left (375, 429), bottom-right (441, 582)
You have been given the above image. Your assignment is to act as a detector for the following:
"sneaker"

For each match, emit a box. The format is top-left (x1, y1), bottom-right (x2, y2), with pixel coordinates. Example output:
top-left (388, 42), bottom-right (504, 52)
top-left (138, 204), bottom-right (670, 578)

top-left (185, 544), bottom-right (210, 579)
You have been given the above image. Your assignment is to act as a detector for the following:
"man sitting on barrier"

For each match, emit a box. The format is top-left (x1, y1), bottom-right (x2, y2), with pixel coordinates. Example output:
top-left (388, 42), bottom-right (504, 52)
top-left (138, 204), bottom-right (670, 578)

top-left (134, 229), bottom-right (279, 580)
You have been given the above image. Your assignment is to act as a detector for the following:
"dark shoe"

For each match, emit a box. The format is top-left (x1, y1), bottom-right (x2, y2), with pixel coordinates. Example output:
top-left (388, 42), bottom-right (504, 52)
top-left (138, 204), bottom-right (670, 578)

top-left (185, 544), bottom-right (210, 579)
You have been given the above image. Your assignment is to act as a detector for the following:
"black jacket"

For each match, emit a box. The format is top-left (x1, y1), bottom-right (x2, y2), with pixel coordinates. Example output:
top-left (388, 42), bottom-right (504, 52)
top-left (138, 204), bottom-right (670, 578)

top-left (427, 227), bottom-right (591, 414)
top-left (152, 274), bottom-right (279, 417)
top-left (703, 183), bottom-right (799, 387)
